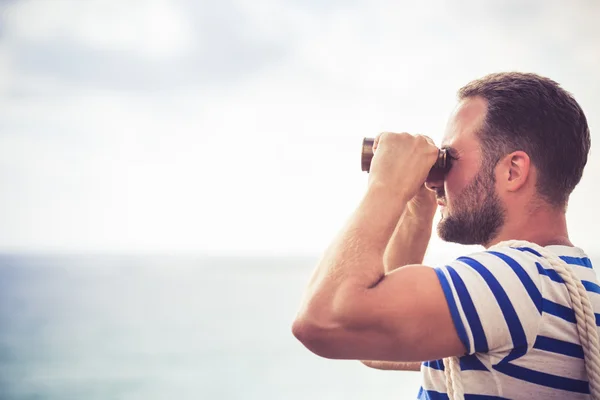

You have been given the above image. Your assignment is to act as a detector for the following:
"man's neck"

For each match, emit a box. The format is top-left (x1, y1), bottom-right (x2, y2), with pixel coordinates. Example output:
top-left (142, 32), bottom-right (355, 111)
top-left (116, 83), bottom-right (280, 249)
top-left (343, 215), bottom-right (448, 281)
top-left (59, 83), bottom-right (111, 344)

top-left (484, 205), bottom-right (572, 249)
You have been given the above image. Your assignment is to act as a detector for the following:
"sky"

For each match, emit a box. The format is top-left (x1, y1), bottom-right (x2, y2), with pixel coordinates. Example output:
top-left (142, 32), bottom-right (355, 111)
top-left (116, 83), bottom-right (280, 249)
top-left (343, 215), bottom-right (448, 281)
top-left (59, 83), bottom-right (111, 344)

top-left (0, 0), bottom-right (599, 256)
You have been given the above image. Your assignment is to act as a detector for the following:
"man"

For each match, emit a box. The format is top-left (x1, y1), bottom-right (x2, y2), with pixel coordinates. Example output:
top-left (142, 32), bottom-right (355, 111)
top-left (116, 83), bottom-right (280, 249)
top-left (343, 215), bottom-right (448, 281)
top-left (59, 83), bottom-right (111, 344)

top-left (292, 72), bottom-right (596, 399)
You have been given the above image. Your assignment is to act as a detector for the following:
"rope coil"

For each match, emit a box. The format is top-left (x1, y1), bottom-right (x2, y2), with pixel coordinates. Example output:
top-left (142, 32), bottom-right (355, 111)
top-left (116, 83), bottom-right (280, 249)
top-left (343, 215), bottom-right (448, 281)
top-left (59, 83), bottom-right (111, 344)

top-left (443, 240), bottom-right (600, 400)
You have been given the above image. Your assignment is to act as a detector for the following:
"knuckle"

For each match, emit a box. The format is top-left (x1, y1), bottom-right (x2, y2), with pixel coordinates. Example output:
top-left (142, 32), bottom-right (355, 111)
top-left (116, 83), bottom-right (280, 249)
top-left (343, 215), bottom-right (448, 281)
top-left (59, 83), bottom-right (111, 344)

top-left (378, 131), bottom-right (396, 144)
top-left (415, 134), bottom-right (436, 149)
top-left (415, 134), bottom-right (430, 143)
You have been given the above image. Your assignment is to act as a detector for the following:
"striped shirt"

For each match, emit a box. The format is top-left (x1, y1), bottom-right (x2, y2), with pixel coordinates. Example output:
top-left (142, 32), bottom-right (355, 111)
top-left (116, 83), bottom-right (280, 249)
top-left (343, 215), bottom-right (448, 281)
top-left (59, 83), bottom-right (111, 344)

top-left (418, 245), bottom-right (598, 399)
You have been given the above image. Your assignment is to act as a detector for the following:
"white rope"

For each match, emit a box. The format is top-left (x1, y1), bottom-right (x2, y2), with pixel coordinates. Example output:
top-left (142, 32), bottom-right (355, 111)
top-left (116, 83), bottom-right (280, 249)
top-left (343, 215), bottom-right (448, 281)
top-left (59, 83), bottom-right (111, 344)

top-left (443, 355), bottom-right (463, 399)
top-left (442, 240), bottom-right (600, 400)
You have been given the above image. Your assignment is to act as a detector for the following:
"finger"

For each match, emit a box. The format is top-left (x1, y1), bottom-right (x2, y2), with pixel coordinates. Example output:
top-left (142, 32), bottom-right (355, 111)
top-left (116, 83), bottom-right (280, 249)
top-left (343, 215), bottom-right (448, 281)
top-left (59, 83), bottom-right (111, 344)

top-left (373, 132), bottom-right (388, 151)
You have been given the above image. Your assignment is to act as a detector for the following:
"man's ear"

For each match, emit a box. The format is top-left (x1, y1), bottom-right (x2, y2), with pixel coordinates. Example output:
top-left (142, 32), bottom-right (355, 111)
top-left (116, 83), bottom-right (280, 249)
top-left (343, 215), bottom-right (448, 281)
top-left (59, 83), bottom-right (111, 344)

top-left (499, 151), bottom-right (531, 192)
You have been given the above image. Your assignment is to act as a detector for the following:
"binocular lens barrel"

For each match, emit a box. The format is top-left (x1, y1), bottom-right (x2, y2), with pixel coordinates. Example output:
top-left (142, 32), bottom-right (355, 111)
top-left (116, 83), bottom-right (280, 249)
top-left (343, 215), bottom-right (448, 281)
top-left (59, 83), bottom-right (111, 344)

top-left (360, 137), bottom-right (450, 179)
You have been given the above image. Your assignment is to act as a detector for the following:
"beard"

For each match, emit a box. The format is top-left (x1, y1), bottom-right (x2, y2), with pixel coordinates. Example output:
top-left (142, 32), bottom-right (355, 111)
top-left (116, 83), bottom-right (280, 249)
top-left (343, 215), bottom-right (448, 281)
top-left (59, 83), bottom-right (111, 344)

top-left (436, 165), bottom-right (506, 246)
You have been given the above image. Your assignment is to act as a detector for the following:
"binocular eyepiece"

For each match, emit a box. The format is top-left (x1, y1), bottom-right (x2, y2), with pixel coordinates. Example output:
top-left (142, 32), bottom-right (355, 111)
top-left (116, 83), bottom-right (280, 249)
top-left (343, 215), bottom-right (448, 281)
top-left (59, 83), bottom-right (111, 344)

top-left (360, 137), bottom-right (451, 181)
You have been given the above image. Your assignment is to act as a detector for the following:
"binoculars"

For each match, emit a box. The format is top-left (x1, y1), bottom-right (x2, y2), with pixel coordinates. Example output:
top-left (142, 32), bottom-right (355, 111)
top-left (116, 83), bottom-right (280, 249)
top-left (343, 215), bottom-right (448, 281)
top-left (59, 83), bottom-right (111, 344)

top-left (360, 137), bottom-right (451, 181)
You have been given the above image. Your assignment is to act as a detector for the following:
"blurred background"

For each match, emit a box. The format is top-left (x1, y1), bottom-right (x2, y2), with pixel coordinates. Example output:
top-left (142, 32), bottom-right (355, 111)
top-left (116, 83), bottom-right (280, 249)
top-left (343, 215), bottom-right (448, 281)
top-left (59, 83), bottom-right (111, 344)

top-left (0, 0), bottom-right (598, 399)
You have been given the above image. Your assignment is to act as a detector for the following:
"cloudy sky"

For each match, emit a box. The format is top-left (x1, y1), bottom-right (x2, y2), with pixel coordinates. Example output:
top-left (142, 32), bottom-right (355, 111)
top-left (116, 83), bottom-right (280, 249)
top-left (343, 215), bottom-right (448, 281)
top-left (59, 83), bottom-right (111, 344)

top-left (0, 0), bottom-right (598, 256)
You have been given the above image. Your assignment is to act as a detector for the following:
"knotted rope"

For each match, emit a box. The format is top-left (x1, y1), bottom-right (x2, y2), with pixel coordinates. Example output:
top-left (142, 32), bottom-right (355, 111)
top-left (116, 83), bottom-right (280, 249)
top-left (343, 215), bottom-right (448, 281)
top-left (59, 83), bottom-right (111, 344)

top-left (443, 240), bottom-right (600, 400)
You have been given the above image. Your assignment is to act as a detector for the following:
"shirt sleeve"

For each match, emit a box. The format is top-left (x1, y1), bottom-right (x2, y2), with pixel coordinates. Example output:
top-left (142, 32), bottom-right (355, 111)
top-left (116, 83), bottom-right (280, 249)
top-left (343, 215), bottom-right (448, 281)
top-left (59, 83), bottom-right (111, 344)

top-left (434, 246), bottom-right (543, 356)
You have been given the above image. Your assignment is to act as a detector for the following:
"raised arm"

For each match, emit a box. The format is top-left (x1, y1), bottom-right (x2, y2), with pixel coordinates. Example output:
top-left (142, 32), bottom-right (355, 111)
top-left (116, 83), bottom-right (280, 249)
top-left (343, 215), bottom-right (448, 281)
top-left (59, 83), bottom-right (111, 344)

top-left (383, 184), bottom-right (437, 272)
top-left (361, 184), bottom-right (437, 371)
top-left (292, 133), bottom-right (465, 363)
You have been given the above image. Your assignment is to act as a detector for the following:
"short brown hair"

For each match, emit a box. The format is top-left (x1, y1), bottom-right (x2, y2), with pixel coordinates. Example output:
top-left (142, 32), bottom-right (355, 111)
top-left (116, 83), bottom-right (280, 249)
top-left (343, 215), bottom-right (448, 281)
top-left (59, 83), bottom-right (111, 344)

top-left (458, 72), bottom-right (590, 208)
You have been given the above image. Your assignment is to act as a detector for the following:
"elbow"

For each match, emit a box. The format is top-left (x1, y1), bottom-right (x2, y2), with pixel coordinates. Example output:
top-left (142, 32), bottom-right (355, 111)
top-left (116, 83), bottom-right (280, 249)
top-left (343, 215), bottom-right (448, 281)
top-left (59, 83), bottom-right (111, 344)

top-left (291, 317), bottom-right (328, 357)
top-left (292, 287), bottom-right (366, 359)
top-left (291, 318), bottom-right (310, 348)
top-left (291, 316), bottom-right (344, 359)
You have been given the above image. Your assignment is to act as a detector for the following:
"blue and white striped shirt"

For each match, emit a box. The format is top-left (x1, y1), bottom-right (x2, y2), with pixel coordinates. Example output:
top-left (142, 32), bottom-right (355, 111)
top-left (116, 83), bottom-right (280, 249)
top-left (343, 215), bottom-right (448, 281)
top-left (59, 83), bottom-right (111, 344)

top-left (419, 245), bottom-right (598, 399)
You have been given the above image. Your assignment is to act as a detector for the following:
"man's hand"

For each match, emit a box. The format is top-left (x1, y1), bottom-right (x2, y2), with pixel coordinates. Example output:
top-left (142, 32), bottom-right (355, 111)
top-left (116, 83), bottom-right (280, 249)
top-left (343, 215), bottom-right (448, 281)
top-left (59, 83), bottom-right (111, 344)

top-left (369, 132), bottom-right (439, 201)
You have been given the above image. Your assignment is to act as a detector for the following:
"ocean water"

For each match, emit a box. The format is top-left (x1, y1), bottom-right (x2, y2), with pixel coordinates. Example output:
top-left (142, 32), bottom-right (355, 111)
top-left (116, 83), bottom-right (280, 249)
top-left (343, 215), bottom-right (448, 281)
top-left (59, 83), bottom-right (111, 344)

top-left (0, 254), bottom-right (422, 400)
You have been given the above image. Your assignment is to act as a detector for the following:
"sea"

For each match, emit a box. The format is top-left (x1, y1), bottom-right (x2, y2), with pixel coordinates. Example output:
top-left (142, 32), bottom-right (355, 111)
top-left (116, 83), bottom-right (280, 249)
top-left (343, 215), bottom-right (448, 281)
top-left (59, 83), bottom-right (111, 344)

top-left (2, 251), bottom-right (598, 400)
top-left (0, 254), bottom-right (422, 400)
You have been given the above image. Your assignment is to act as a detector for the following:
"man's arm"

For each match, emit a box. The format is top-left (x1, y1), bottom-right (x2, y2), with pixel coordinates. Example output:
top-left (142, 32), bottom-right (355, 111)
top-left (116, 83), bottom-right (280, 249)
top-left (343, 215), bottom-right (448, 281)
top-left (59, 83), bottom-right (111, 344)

top-left (292, 133), bottom-right (465, 363)
top-left (361, 360), bottom-right (421, 371)
top-left (383, 185), bottom-right (436, 272)
top-left (361, 185), bottom-right (436, 371)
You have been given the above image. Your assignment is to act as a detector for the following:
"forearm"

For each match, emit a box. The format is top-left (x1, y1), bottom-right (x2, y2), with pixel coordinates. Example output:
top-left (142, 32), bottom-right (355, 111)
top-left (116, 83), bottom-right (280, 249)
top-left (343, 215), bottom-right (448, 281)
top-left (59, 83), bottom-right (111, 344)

top-left (361, 360), bottom-right (421, 371)
top-left (383, 214), bottom-right (433, 273)
top-left (297, 184), bottom-right (408, 324)
top-left (361, 216), bottom-right (431, 371)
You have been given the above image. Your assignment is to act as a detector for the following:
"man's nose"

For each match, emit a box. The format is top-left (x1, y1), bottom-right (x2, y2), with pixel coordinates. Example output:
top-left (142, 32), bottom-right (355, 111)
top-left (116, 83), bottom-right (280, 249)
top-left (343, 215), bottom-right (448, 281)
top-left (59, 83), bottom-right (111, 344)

top-left (425, 174), bottom-right (444, 193)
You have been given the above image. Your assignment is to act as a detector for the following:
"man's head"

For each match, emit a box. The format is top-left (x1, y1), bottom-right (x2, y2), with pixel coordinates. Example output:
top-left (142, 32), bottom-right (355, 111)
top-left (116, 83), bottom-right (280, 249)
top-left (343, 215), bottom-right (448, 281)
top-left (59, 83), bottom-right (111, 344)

top-left (426, 72), bottom-right (591, 246)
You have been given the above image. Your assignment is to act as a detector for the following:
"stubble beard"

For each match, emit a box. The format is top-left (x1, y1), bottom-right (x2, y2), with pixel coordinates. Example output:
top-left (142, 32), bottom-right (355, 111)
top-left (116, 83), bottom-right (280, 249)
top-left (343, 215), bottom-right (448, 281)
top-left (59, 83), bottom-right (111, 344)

top-left (437, 166), bottom-right (506, 246)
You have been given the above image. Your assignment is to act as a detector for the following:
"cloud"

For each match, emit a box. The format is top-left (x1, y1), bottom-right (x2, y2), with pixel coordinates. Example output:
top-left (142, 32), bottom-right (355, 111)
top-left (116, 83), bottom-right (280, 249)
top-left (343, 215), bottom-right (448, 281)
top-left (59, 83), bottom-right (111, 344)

top-left (5, 0), bottom-right (192, 57)
top-left (1, 0), bottom-right (298, 92)
top-left (0, 0), bottom-right (599, 254)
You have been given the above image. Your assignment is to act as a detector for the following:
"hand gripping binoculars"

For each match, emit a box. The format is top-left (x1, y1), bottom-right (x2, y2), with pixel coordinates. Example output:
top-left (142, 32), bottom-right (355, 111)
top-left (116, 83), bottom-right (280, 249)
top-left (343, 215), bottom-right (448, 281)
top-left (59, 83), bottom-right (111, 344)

top-left (360, 137), bottom-right (451, 181)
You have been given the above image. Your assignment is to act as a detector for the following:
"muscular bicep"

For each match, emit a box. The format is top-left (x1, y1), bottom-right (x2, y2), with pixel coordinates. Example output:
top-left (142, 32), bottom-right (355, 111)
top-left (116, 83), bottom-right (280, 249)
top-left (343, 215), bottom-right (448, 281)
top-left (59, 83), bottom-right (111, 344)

top-left (296, 265), bottom-right (465, 362)
top-left (349, 265), bottom-right (467, 362)
top-left (299, 264), bottom-right (463, 363)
